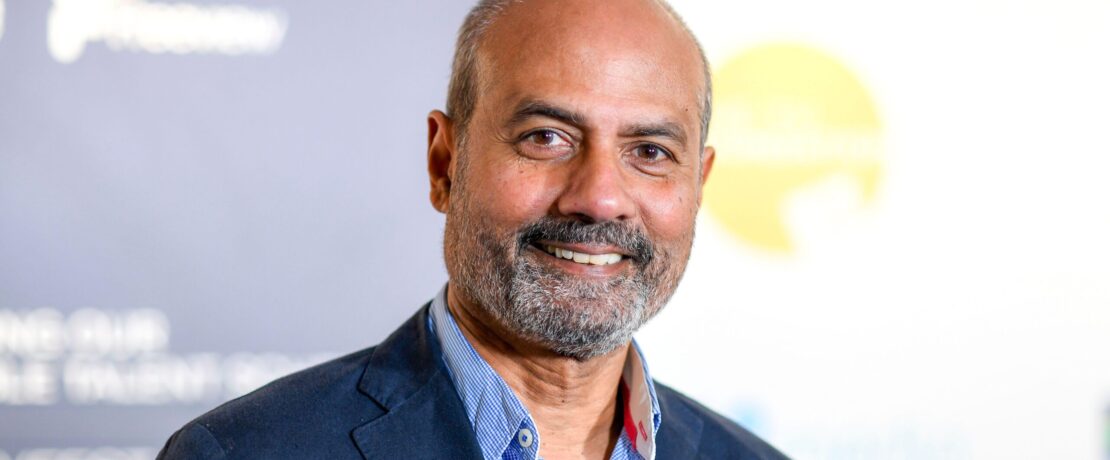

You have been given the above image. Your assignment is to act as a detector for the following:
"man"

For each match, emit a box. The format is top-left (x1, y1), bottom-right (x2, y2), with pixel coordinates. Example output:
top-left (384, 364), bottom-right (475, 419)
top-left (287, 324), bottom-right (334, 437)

top-left (159, 0), bottom-right (787, 458)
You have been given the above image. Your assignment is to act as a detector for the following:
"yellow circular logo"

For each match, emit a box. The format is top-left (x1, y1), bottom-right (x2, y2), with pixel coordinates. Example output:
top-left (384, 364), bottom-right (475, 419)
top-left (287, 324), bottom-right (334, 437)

top-left (705, 43), bottom-right (883, 253)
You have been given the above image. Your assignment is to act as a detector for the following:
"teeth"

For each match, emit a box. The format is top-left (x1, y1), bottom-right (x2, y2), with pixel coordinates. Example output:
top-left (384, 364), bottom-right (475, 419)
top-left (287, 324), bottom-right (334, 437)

top-left (542, 245), bottom-right (623, 266)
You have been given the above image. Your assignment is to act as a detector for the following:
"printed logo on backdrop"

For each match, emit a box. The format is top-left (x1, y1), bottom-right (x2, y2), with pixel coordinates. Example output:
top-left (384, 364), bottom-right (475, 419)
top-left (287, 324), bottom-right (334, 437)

top-left (47, 0), bottom-right (288, 64)
top-left (0, 308), bottom-right (330, 406)
top-left (705, 43), bottom-right (883, 253)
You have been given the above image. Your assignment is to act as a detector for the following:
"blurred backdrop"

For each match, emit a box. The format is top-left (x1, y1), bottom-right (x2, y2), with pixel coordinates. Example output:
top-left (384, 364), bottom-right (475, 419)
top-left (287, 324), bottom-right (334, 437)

top-left (1, 0), bottom-right (1108, 459)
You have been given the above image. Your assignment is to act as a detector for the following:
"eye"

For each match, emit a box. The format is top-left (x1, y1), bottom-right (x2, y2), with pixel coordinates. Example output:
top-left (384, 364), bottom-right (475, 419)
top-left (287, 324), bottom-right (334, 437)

top-left (524, 129), bottom-right (570, 148)
top-left (633, 143), bottom-right (673, 162)
top-left (515, 128), bottom-right (574, 159)
top-left (628, 143), bottom-right (679, 176)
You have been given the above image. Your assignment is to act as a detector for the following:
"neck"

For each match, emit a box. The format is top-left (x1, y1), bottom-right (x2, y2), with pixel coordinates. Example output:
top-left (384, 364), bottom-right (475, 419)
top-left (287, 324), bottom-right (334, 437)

top-left (446, 282), bottom-right (628, 459)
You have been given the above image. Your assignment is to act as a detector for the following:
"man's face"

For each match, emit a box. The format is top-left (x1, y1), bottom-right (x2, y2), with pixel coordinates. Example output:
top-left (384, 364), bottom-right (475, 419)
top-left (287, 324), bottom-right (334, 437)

top-left (438, 0), bottom-right (713, 360)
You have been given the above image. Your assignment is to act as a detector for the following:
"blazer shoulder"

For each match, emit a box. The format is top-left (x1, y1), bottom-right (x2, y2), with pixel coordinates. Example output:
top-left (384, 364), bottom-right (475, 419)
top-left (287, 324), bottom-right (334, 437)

top-left (158, 422), bottom-right (226, 460)
top-left (158, 346), bottom-right (383, 459)
top-left (654, 381), bottom-right (790, 460)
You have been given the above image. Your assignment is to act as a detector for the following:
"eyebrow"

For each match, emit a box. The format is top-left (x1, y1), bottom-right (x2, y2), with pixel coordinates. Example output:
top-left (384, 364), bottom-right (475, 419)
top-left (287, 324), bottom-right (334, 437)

top-left (506, 98), bottom-right (689, 148)
top-left (622, 122), bottom-right (688, 148)
top-left (507, 100), bottom-right (587, 128)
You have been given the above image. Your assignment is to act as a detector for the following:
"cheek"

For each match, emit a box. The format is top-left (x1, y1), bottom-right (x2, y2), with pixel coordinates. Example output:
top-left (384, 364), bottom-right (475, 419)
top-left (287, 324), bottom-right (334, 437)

top-left (468, 157), bottom-right (560, 228)
top-left (636, 181), bottom-right (699, 245)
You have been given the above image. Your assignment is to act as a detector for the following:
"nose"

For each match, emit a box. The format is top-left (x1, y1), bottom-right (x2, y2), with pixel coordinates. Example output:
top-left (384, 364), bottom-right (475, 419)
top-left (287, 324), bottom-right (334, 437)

top-left (554, 146), bottom-right (637, 223)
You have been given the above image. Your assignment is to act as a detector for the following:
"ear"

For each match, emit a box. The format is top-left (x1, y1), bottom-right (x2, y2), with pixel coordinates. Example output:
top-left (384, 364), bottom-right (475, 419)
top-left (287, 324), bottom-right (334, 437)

top-left (696, 145), bottom-right (715, 206)
top-left (427, 110), bottom-right (457, 213)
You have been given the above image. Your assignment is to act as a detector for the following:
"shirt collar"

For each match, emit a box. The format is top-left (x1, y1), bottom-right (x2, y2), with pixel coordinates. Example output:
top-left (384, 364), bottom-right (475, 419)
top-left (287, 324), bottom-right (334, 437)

top-left (427, 285), bottom-right (662, 460)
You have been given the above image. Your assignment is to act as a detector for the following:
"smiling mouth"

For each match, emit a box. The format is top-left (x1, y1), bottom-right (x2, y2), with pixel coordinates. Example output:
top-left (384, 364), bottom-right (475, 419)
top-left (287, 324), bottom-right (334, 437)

top-left (535, 244), bottom-right (624, 266)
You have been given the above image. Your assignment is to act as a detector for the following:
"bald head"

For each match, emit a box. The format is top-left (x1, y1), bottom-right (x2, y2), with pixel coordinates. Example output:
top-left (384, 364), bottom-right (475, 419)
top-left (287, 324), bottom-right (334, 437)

top-left (446, 0), bottom-right (712, 148)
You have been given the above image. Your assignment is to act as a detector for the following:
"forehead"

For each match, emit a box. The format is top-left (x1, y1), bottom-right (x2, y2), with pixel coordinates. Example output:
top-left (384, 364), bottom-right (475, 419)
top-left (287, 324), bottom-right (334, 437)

top-left (474, 0), bottom-right (705, 131)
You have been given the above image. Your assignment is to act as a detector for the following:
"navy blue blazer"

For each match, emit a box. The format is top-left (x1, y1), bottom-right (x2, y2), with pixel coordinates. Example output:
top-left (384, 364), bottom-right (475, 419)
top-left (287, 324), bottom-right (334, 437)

top-left (158, 305), bottom-right (788, 459)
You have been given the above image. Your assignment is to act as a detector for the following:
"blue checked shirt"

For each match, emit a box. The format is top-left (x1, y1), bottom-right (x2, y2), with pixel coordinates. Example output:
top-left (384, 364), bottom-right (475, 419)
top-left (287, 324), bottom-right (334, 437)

top-left (427, 286), bottom-right (663, 460)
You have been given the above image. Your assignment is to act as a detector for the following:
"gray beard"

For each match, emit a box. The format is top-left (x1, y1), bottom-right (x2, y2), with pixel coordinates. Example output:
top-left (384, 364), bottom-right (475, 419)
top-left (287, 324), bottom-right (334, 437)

top-left (449, 213), bottom-right (675, 361)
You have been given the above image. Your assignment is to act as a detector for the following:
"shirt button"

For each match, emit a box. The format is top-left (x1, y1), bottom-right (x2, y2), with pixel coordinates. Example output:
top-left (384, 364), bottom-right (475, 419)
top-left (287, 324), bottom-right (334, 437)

top-left (517, 427), bottom-right (534, 448)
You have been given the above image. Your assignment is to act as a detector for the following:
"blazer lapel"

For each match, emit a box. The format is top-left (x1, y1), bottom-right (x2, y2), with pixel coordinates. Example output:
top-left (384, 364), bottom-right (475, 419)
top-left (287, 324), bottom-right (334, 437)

top-left (654, 387), bottom-right (704, 459)
top-left (350, 305), bottom-right (484, 460)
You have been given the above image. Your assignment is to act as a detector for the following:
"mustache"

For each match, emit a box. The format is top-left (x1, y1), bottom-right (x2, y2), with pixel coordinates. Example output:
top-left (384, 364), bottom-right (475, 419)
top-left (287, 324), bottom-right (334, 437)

top-left (516, 217), bottom-right (655, 265)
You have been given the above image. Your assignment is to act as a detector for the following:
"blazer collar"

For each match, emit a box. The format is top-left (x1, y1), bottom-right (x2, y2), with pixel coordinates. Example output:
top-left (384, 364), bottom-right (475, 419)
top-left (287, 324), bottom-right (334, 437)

top-left (351, 304), bottom-right (484, 459)
top-left (349, 302), bottom-right (706, 459)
